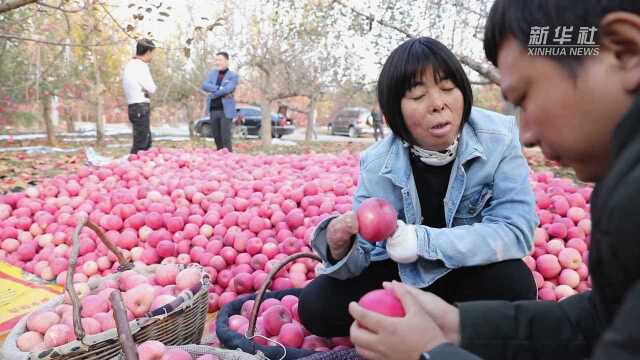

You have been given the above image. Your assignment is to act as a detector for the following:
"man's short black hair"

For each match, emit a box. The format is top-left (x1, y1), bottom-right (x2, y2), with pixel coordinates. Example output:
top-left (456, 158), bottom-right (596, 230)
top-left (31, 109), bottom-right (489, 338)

top-left (216, 51), bottom-right (229, 60)
top-left (377, 37), bottom-right (473, 146)
top-left (136, 38), bottom-right (155, 56)
top-left (484, 0), bottom-right (640, 73)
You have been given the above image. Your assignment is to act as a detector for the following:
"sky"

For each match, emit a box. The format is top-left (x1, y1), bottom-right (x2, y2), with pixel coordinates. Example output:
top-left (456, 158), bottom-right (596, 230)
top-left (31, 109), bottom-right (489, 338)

top-left (110, 0), bottom-right (489, 84)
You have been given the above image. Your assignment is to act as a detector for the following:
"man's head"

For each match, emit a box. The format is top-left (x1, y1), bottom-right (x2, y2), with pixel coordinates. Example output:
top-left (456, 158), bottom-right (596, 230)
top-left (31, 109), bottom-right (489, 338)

top-left (215, 52), bottom-right (230, 71)
top-left (136, 39), bottom-right (155, 62)
top-left (485, 0), bottom-right (640, 182)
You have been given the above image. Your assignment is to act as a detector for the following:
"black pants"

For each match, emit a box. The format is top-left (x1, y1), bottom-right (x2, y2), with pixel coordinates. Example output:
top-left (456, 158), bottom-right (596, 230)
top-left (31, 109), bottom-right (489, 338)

top-left (298, 259), bottom-right (536, 337)
top-left (128, 103), bottom-right (151, 154)
top-left (373, 123), bottom-right (384, 141)
top-left (210, 110), bottom-right (233, 152)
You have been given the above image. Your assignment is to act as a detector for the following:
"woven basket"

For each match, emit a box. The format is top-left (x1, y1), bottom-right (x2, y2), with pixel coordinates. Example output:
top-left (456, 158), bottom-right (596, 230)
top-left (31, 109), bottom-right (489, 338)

top-left (2, 218), bottom-right (210, 360)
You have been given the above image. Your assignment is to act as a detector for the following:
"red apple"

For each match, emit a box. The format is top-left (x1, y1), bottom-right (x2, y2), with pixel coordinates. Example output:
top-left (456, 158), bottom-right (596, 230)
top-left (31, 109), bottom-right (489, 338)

top-left (356, 198), bottom-right (398, 242)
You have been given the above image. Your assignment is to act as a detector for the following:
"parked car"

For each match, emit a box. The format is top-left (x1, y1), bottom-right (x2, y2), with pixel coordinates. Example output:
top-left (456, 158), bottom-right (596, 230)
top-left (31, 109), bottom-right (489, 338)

top-left (327, 107), bottom-right (374, 138)
top-left (194, 105), bottom-right (295, 139)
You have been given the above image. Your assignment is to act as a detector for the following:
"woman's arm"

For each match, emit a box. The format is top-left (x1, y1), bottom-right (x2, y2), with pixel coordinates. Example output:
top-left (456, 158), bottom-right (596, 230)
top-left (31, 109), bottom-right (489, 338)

top-left (310, 156), bottom-right (378, 279)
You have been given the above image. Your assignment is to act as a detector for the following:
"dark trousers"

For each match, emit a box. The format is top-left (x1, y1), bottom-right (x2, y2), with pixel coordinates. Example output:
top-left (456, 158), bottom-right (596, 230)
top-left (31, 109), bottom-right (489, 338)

top-left (373, 123), bottom-right (384, 141)
top-left (128, 102), bottom-right (151, 154)
top-left (298, 259), bottom-right (536, 337)
top-left (210, 110), bottom-right (232, 152)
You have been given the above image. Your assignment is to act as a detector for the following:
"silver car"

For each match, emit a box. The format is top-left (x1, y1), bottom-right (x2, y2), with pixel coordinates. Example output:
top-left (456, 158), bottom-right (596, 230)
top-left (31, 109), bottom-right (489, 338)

top-left (328, 107), bottom-right (374, 138)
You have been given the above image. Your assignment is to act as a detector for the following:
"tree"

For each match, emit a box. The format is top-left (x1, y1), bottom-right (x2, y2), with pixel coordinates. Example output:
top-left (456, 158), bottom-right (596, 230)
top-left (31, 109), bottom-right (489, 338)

top-left (239, 0), bottom-right (369, 146)
top-left (330, 0), bottom-right (499, 84)
top-left (0, 1), bottom-right (92, 15)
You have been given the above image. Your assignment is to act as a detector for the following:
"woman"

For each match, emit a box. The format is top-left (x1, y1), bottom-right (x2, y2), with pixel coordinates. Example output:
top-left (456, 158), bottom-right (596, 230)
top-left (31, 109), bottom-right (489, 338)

top-left (298, 37), bottom-right (538, 337)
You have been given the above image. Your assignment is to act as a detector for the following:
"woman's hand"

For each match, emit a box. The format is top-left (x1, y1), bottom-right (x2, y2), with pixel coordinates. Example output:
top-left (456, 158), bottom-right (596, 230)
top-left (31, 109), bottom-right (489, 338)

top-left (326, 211), bottom-right (359, 261)
top-left (386, 220), bottom-right (418, 263)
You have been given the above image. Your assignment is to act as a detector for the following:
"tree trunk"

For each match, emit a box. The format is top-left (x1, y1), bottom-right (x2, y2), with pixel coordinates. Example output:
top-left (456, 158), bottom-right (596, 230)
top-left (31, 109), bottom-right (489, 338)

top-left (74, 103), bottom-right (82, 130)
top-left (41, 94), bottom-right (57, 146)
top-left (65, 114), bottom-right (75, 133)
top-left (185, 102), bottom-right (195, 140)
top-left (305, 97), bottom-right (318, 143)
top-left (93, 55), bottom-right (105, 148)
top-left (260, 97), bottom-right (272, 148)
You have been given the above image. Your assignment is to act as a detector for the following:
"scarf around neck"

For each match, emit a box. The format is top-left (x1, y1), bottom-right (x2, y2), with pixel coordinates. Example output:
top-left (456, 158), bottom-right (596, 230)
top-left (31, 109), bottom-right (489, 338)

top-left (403, 136), bottom-right (460, 166)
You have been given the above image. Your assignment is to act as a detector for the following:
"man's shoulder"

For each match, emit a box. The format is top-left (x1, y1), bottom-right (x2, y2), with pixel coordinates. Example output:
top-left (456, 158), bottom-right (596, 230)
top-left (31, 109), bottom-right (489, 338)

top-left (597, 147), bottom-right (640, 212)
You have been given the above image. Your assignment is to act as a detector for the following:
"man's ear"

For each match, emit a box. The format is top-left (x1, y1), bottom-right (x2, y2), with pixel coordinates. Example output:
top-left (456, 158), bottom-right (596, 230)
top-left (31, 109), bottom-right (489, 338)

top-left (600, 12), bottom-right (640, 92)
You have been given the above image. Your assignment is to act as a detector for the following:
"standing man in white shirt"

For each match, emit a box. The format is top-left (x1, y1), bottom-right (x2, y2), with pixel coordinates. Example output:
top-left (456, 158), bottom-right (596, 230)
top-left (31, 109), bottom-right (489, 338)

top-left (122, 39), bottom-right (157, 154)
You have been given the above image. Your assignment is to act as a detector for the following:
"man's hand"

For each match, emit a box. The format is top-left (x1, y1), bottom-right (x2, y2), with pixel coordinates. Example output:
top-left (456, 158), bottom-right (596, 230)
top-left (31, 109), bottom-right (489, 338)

top-left (348, 281), bottom-right (448, 360)
top-left (326, 212), bottom-right (358, 261)
top-left (386, 220), bottom-right (418, 263)
top-left (143, 90), bottom-right (150, 98)
top-left (387, 281), bottom-right (461, 345)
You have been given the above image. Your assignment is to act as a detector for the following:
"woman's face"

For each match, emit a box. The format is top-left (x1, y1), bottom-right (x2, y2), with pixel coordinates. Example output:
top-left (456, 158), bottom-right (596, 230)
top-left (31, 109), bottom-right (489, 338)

top-left (400, 67), bottom-right (464, 151)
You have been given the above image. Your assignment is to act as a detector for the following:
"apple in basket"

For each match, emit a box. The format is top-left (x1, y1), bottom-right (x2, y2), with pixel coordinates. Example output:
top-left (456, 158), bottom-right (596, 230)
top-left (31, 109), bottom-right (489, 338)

top-left (176, 268), bottom-right (201, 291)
top-left (123, 284), bottom-right (155, 317)
top-left (137, 340), bottom-right (166, 360)
top-left (16, 331), bottom-right (46, 352)
top-left (43, 324), bottom-right (74, 348)
top-left (26, 311), bottom-right (60, 334)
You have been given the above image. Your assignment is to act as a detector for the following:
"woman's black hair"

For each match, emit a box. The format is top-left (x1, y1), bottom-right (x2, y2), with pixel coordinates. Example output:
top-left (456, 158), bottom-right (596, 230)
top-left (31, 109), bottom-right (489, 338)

top-left (377, 37), bottom-right (473, 145)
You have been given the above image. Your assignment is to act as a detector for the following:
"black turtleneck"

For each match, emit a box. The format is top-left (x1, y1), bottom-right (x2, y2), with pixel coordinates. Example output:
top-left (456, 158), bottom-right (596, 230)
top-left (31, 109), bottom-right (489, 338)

top-left (409, 152), bottom-right (453, 228)
top-left (210, 68), bottom-right (229, 111)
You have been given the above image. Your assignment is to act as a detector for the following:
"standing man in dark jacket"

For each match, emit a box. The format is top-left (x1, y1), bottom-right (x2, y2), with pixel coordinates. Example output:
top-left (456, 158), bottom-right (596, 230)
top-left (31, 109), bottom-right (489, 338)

top-left (202, 51), bottom-right (239, 151)
top-left (346, 1), bottom-right (640, 359)
top-left (369, 105), bottom-right (384, 141)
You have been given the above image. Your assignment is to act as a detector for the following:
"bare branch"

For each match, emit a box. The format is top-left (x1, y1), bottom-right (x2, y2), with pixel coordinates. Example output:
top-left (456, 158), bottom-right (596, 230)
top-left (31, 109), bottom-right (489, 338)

top-left (332, 0), bottom-right (412, 38)
top-left (0, 32), bottom-right (128, 47)
top-left (470, 79), bottom-right (492, 86)
top-left (98, 3), bottom-right (137, 40)
top-left (0, 0), bottom-right (37, 13)
top-left (458, 54), bottom-right (500, 84)
top-left (331, 0), bottom-right (500, 84)
top-left (36, 0), bottom-right (90, 13)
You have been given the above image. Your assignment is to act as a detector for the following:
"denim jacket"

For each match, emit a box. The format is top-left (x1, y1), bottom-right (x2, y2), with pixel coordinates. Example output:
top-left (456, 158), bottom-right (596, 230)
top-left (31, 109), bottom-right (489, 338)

top-left (311, 107), bottom-right (537, 288)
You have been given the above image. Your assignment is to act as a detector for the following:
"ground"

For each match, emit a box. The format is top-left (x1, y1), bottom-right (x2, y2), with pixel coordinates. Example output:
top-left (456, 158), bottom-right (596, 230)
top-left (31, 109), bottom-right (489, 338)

top-left (0, 127), bottom-right (584, 195)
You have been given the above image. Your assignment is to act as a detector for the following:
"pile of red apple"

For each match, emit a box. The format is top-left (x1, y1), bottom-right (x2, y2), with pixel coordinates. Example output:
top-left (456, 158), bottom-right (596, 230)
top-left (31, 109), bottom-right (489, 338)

top-left (0, 147), bottom-right (594, 333)
top-left (215, 294), bottom-right (352, 352)
top-left (14, 264), bottom-right (203, 353)
top-left (0, 148), bottom-right (359, 313)
top-left (525, 171), bottom-right (593, 300)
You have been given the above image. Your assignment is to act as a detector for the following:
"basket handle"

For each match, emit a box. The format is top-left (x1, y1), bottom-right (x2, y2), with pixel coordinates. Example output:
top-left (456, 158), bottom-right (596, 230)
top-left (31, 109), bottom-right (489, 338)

top-left (66, 217), bottom-right (134, 340)
top-left (111, 290), bottom-right (139, 360)
top-left (246, 252), bottom-right (321, 338)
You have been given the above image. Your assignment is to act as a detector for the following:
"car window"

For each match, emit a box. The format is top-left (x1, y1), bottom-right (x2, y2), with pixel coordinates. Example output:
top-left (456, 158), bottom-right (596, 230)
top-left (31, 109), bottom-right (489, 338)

top-left (241, 108), bottom-right (261, 117)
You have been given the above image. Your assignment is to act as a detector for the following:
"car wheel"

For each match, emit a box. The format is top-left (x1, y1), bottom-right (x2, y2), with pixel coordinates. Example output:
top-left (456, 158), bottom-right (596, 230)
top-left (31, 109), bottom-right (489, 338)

top-left (201, 123), bottom-right (213, 138)
top-left (348, 126), bottom-right (358, 138)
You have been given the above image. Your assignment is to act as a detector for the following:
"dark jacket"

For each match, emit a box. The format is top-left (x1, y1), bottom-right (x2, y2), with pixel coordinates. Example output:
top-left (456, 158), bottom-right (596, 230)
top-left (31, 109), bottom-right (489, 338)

top-left (438, 96), bottom-right (640, 360)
